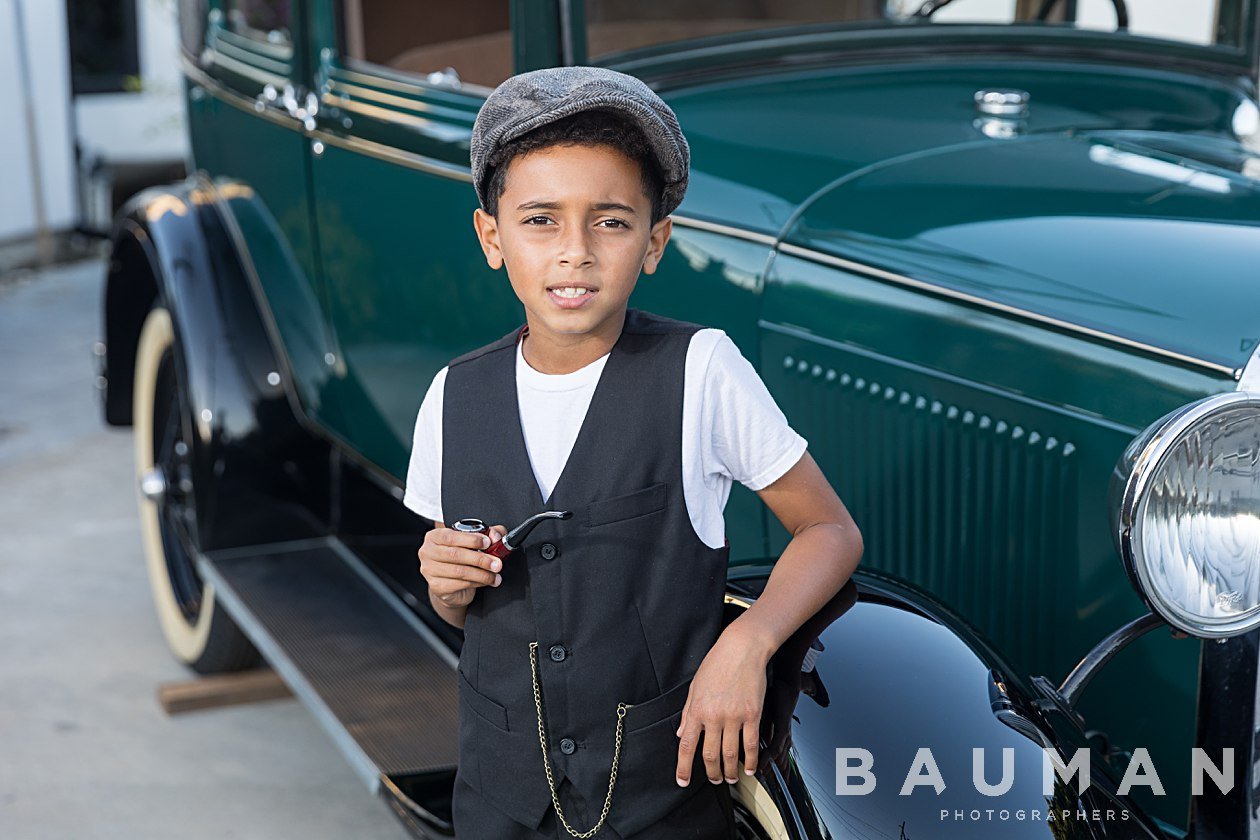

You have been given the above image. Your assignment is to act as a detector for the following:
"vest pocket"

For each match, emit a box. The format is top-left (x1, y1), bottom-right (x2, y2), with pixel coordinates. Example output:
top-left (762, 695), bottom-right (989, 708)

top-left (584, 482), bottom-right (668, 528)
top-left (459, 669), bottom-right (556, 824)
top-left (457, 668), bottom-right (509, 731)
top-left (622, 673), bottom-right (692, 733)
top-left (467, 703), bottom-right (557, 829)
top-left (607, 695), bottom-right (711, 837)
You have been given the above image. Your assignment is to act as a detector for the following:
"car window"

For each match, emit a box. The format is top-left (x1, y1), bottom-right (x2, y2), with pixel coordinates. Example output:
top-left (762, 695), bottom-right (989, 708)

top-left (584, 0), bottom-right (880, 59)
top-left (906, 0), bottom-right (1242, 47)
top-left (339, 0), bottom-right (511, 91)
top-left (584, 0), bottom-right (1252, 61)
top-left (223, 0), bottom-right (292, 45)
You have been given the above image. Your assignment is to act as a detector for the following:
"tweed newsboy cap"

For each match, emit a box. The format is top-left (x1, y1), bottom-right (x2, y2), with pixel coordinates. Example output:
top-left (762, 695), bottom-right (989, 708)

top-left (470, 65), bottom-right (691, 218)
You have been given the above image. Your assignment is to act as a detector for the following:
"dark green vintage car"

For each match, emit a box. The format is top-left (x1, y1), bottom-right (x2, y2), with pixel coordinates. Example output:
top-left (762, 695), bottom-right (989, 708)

top-left (100, 1), bottom-right (1260, 837)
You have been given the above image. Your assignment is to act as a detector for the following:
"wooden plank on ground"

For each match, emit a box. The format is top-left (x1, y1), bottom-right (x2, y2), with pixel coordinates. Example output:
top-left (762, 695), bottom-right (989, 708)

top-left (158, 668), bottom-right (293, 715)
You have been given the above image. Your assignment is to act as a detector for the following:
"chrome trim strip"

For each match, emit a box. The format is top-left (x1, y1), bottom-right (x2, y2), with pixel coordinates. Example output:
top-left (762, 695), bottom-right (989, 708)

top-left (335, 59), bottom-right (497, 98)
top-left (669, 215), bottom-right (777, 246)
top-left (326, 79), bottom-right (477, 122)
top-left (212, 25), bottom-right (294, 61)
top-left (210, 37), bottom-right (291, 76)
top-left (761, 318), bottom-right (1142, 435)
top-left (195, 549), bottom-right (382, 795)
top-left (311, 130), bottom-right (473, 180)
top-left (183, 56), bottom-right (302, 132)
top-left (327, 538), bottom-right (460, 671)
top-left (334, 63), bottom-right (432, 95)
top-left (205, 49), bottom-right (290, 90)
top-left (776, 242), bottom-right (1236, 377)
top-left (327, 96), bottom-right (458, 133)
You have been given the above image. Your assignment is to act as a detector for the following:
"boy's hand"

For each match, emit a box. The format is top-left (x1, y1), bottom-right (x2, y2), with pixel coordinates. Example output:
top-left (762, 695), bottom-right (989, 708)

top-left (418, 523), bottom-right (508, 609)
top-left (674, 629), bottom-right (768, 786)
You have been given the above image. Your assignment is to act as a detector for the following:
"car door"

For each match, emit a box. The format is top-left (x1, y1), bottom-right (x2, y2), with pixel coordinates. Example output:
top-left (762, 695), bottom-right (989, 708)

top-left (196, 1), bottom-right (321, 290)
top-left (193, 0), bottom-right (338, 423)
top-left (303, 0), bottom-right (561, 478)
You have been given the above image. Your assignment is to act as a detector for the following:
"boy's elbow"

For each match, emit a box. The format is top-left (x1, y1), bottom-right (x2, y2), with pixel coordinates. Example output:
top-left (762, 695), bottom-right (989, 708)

top-left (836, 519), bottom-right (863, 571)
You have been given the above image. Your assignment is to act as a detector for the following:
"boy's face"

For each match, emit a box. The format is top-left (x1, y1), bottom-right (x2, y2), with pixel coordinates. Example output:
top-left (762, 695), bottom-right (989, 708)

top-left (472, 142), bottom-right (671, 346)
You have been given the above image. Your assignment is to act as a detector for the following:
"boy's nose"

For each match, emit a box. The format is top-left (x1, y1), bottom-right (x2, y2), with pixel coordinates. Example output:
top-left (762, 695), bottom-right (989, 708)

top-left (557, 229), bottom-right (595, 268)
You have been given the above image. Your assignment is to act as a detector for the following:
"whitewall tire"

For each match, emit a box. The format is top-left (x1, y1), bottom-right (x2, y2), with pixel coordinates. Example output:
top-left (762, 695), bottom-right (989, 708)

top-left (132, 305), bottom-right (258, 672)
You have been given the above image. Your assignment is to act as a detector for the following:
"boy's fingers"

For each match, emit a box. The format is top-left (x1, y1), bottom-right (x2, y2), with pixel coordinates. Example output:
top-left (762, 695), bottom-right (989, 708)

top-left (743, 722), bottom-right (759, 777)
top-left (432, 527), bottom-right (495, 552)
top-left (428, 559), bottom-right (500, 589)
top-left (675, 697), bottom-right (689, 737)
top-left (701, 722), bottom-right (722, 784)
top-left (437, 542), bottom-right (503, 573)
top-left (675, 714), bottom-right (700, 787)
top-left (721, 722), bottom-right (741, 783)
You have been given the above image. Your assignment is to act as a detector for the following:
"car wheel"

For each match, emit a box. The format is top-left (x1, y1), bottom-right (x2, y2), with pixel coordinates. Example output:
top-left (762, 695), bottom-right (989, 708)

top-left (132, 304), bottom-right (259, 673)
top-left (731, 775), bottom-right (789, 840)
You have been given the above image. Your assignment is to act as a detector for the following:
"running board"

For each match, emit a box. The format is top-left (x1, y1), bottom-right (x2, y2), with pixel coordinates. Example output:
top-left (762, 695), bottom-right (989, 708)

top-left (197, 538), bottom-right (459, 838)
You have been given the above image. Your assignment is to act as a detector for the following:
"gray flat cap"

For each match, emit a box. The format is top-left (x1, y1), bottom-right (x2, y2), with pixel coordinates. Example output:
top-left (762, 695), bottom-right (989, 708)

top-left (470, 65), bottom-right (690, 218)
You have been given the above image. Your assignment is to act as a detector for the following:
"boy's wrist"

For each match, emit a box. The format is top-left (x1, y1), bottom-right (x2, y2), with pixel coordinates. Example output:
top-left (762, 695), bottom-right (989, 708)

top-left (722, 614), bottom-right (780, 665)
top-left (429, 590), bottom-right (470, 628)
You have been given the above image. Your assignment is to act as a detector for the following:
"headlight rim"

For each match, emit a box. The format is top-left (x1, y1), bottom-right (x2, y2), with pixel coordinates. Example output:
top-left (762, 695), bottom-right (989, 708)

top-left (1117, 390), bottom-right (1260, 639)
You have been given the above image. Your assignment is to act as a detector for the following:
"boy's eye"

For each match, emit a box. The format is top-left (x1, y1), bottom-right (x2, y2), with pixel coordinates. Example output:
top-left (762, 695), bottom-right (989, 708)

top-left (520, 216), bottom-right (627, 228)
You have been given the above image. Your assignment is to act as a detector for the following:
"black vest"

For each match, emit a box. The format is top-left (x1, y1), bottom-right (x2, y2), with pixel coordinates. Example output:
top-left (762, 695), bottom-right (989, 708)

top-left (442, 308), bottom-right (731, 836)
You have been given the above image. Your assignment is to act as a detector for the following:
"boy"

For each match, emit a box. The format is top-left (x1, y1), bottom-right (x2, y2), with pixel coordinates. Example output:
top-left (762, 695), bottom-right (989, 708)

top-left (405, 66), bottom-right (862, 839)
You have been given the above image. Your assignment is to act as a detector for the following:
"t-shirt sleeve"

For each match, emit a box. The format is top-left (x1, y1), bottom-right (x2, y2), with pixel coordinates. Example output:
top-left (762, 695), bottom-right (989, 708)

top-left (403, 366), bottom-right (447, 523)
top-left (701, 332), bottom-right (808, 492)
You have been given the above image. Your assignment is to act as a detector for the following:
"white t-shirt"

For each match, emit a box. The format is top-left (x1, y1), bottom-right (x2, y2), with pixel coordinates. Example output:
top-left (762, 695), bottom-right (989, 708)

top-left (403, 327), bottom-right (808, 550)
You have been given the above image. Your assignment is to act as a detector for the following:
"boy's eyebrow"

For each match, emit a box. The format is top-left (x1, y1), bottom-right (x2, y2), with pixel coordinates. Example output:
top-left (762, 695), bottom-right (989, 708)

top-left (516, 200), bottom-right (639, 215)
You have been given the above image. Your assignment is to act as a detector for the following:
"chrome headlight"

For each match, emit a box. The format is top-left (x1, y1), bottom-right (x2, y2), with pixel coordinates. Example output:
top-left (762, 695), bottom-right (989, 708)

top-left (1113, 392), bottom-right (1260, 639)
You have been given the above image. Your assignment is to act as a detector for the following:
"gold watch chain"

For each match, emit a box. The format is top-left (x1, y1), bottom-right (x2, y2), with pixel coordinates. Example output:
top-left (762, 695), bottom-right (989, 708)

top-left (528, 640), bottom-right (628, 838)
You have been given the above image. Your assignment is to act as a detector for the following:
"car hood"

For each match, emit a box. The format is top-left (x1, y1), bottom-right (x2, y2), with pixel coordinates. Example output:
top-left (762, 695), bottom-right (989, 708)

top-left (664, 61), bottom-right (1260, 371)
top-left (781, 130), bottom-right (1260, 371)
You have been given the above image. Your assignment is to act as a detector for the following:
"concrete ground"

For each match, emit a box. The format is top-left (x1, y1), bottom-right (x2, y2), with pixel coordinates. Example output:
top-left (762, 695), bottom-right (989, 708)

top-left (0, 258), bottom-right (409, 839)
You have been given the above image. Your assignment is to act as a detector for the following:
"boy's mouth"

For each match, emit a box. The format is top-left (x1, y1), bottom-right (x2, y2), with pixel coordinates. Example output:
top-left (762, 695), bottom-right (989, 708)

top-left (546, 285), bottom-right (599, 309)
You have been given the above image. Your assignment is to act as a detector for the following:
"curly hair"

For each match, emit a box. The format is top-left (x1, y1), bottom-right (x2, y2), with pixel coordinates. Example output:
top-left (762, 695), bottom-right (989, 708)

top-left (482, 109), bottom-right (667, 225)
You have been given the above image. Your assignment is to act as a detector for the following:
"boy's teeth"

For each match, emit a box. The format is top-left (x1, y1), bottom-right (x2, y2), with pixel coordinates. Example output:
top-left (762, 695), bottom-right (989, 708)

top-left (553, 287), bottom-right (590, 298)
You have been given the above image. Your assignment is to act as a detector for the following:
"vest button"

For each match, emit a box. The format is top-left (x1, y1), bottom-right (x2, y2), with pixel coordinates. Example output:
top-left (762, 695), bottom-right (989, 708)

top-left (560, 738), bottom-right (576, 755)
top-left (540, 543), bottom-right (558, 560)
top-left (549, 644), bottom-right (567, 662)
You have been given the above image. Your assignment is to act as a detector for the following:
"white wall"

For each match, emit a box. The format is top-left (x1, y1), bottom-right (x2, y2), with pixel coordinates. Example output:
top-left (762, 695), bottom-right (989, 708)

top-left (0, 0), bottom-right (78, 245)
top-left (0, 0), bottom-right (188, 249)
top-left (75, 0), bottom-right (188, 166)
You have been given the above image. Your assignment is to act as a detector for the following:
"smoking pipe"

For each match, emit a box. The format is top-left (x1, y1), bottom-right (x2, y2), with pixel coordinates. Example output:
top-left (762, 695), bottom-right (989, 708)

top-left (452, 510), bottom-right (573, 560)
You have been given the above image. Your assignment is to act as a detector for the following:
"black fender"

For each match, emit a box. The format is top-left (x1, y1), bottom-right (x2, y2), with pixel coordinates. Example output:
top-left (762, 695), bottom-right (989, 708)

top-left (724, 567), bottom-right (1168, 839)
top-left (100, 173), bottom-right (336, 550)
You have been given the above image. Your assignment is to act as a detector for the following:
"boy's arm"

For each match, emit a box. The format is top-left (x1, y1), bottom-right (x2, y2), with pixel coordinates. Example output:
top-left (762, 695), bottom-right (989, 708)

top-left (676, 447), bottom-right (862, 786)
top-left (727, 449), bottom-right (862, 661)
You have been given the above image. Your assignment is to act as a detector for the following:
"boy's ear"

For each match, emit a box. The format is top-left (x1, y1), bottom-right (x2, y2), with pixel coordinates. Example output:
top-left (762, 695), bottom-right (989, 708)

top-left (641, 216), bottom-right (672, 275)
top-left (473, 208), bottom-right (504, 270)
